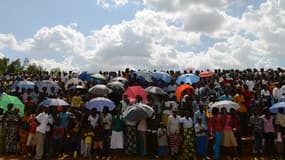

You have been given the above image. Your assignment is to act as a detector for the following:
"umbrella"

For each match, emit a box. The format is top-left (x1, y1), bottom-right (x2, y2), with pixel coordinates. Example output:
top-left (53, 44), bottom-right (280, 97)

top-left (85, 97), bottom-right (116, 112)
top-left (90, 73), bottom-right (107, 81)
top-left (0, 94), bottom-right (25, 115)
top-left (130, 71), bottom-right (153, 83)
top-left (270, 102), bottom-right (285, 113)
top-left (11, 81), bottom-right (35, 89)
top-left (144, 86), bottom-right (167, 95)
top-left (88, 84), bottom-right (112, 96)
top-left (36, 80), bottom-right (60, 92)
top-left (123, 86), bottom-right (148, 104)
top-left (176, 73), bottom-right (200, 85)
top-left (65, 78), bottom-right (85, 89)
top-left (39, 98), bottom-right (70, 107)
top-left (152, 71), bottom-right (173, 83)
top-left (107, 81), bottom-right (125, 94)
top-left (123, 103), bottom-right (154, 121)
top-left (110, 77), bottom-right (128, 84)
top-left (209, 100), bottom-right (240, 112)
top-left (68, 85), bottom-right (85, 90)
top-left (199, 71), bottom-right (215, 78)
top-left (175, 84), bottom-right (194, 102)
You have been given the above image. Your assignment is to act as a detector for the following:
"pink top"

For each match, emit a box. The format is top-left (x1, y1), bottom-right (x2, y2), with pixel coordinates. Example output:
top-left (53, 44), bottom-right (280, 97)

top-left (223, 115), bottom-right (232, 131)
top-left (263, 116), bottom-right (275, 133)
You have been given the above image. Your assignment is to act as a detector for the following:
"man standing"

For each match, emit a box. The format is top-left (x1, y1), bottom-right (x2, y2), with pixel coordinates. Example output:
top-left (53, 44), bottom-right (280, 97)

top-left (34, 106), bottom-right (51, 160)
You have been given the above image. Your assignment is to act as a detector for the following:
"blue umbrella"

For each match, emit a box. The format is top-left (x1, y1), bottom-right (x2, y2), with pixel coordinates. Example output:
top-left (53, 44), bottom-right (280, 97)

top-left (85, 97), bottom-right (116, 112)
top-left (270, 102), bottom-right (285, 113)
top-left (79, 72), bottom-right (94, 81)
top-left (130, 71), bottom-right (153, 83)
top-left (152, 72), bottom-right (173, 83)
top-left (39, 98), bottom-right (70, 107)
top-left (176, 73), bottom-right (200, 85)
top-left (11, 80), bottom-right (35, 89)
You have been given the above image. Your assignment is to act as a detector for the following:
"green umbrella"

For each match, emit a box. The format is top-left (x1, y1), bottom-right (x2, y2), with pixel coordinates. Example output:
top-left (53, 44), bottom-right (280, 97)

top-left (0, 94), bottom-right (24, 115)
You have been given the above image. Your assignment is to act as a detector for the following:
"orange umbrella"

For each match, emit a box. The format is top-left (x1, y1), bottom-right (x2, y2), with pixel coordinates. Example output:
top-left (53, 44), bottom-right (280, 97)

top-left (175, 84), bottom-right (194, 102)
top-left (199, 71), bottom-right (215, 78)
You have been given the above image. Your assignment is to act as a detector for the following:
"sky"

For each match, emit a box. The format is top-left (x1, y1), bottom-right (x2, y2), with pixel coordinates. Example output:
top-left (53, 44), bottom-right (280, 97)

top-left (0, 0), bottom-right (284, 72)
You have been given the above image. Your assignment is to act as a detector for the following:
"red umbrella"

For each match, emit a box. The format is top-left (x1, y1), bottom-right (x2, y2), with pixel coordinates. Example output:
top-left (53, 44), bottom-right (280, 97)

top-left (122, 86), bottom-right (148, 104)
top-left (199, 70), bottom-right (215, 78)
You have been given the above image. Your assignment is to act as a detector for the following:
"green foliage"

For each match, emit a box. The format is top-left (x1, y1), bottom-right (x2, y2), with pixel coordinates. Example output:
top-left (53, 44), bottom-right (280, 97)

top-left (0, 57), bottom-right (46, 74)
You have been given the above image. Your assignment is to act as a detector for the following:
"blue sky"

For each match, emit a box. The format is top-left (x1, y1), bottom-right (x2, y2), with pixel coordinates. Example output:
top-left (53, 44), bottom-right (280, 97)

top-left (0, 0), bottom-right (283, 71)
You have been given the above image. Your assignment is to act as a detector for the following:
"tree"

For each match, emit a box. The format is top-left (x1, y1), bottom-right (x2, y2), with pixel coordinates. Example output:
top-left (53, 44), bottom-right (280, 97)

top-left (7, 59), bottom-right (23, 74)
top-left (26, 63), bottom-right (45, 74)
top-left (0, 57), bottom-right (9, 74)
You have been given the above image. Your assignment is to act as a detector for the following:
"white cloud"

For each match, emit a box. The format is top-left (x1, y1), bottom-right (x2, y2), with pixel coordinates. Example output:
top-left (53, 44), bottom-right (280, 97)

top-left (0, 52), bottom-right (4, 58)
top-left (96, 0), bottom-right (128, 9)
top-left (0, 0), bottom-right (285, 72)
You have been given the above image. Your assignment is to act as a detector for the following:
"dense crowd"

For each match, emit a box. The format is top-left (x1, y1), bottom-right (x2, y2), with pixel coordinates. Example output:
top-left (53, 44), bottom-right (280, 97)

top-left (1, 68), bottom-right (285, 160)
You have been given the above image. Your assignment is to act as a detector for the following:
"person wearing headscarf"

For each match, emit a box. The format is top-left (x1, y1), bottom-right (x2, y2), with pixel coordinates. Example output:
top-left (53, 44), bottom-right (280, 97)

top-left (4, 104), bottom-right (20, 153)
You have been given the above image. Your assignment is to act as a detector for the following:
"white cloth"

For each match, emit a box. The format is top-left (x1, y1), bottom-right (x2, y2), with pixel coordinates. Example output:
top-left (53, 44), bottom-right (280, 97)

top-left (110, 131), bottom-right (124, 149)
top-left (195, 123), bottom-right (207, 137)
top-left (88, 114), bottom-right (99, 129)
top-left (36, 112), bottom-right (49, 134)
top-left (246, 80), bottom-right (255, 91)
top-left (273, 87), bottom-right (282, 99)
top-left (180, 117), bottom-right (193, 128)
top-left (167, 115), bottom-right (181, 135)
top-left (101, 113), bottom-right (112, 130)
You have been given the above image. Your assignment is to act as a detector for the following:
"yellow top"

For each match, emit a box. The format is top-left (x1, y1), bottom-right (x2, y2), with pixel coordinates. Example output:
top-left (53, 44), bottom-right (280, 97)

top-left (71, 96), bottom-right (81, 108)
top-left (84, 131), bottom-right (94, 144)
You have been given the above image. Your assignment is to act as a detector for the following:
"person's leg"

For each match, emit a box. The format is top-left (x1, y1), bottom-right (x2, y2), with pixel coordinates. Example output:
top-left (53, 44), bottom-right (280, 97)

top-left (34, 132), bottom-right (44, 160)
top-left (213, 132), bottom-right (222, 160)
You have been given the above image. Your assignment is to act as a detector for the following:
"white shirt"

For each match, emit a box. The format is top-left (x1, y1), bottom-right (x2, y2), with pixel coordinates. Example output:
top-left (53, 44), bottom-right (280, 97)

top-left (261, 89), bottom-right (271, 97)
top-left (246, 80), bottom-right (255, 91)
top-left (36, 112), bottom-right (50, 134)
top-left (195, 123), bottom-right (207, 137)
top-left (167, 115), bottom-right (181, 135)
top-left (273, 87), bottom-right (282, 99)
top-left (180, 117), bottom-right (193, 128)
top-left (88, 114), bottom-right (99, 129)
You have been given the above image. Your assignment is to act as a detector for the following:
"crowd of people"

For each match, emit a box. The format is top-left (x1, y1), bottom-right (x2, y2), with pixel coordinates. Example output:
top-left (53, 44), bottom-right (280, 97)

top-left (0, 68), bottom-right (285, 160)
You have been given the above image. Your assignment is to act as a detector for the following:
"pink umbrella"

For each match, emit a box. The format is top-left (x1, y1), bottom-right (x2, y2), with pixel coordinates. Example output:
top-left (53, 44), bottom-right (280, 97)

top-left (122, 86), bottom-right (148, 104)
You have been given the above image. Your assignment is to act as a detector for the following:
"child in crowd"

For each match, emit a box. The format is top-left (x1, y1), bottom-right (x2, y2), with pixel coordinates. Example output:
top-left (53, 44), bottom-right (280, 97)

top-left (157, 122), bottom-right (168, 159)
top-left (51, 117), bottom-right (65, 157)
top-left (195, 117), bottom-right (207, 160)
top-left (84, 124), bottom-right (94, 160)
top-left (94, 120), bottom-right (104, 159)
top-left (26, 114), bottom-right (37, 157)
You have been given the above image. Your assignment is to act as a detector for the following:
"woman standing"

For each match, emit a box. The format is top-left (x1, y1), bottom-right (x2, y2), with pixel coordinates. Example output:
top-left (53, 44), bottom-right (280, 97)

top-left (221, 108), bottom-right (238, 160)
top-left (4, 104), bottom-right (20, 153)
top-left (110, 109), bottom-right (124, 160)
top-left (167, 108), bottom-right (181, 160)
top-left (0, 108), bottom-right (5, 153)
top-left (211, 108), bottom-right (223, 160)
top-left (180, 111), bottom-right (195, 160)
top-left (262, 109), bottom-right (275, 159)
top-left (18, 112), bottom-right (30, 155)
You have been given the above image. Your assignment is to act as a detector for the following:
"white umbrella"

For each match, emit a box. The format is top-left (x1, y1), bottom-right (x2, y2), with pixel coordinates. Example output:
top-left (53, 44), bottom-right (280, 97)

top-left (88, 84), bottom-right (112, 96)
top-left (209, 100), bottom-right (240, 112)
top-left (65, 78), bottom-right (85, 89)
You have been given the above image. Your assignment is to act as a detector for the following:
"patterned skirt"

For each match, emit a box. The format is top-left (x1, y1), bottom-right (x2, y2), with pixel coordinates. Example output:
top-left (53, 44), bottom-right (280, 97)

top-left (183, 128), bottom-right (195, 158)
top-left (5, 125), bottom-right (18, 153)
top-left (126, 126), bottom-right (137, 154)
